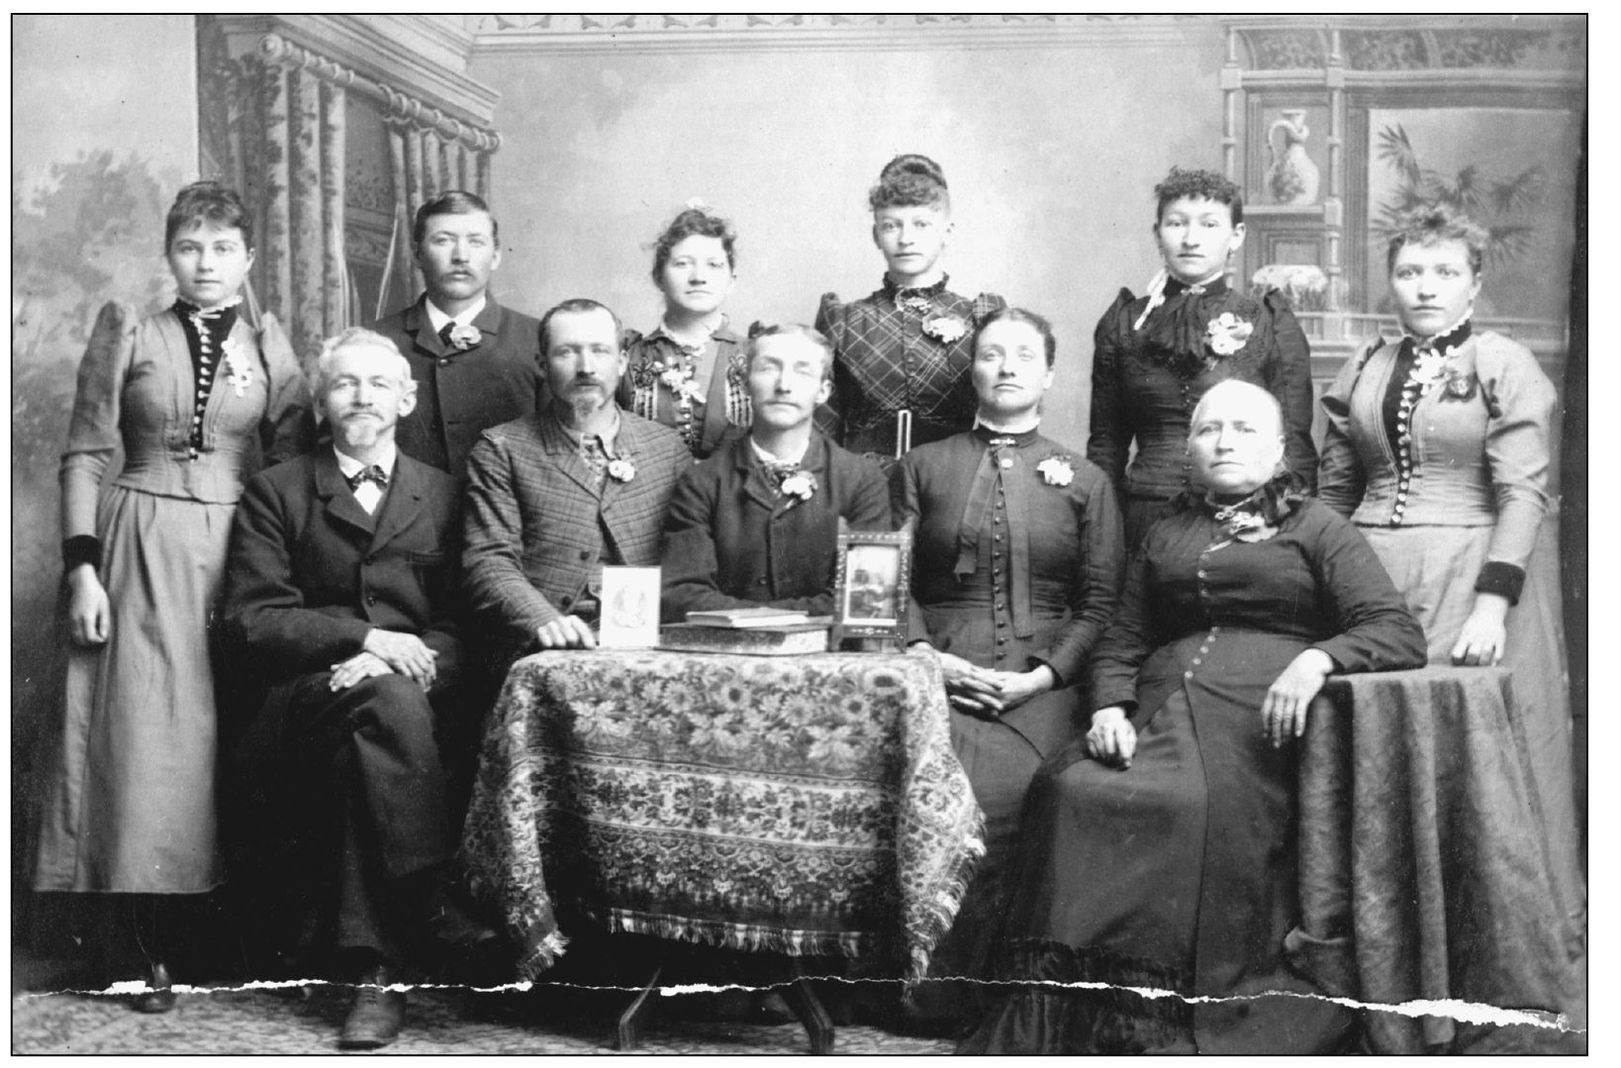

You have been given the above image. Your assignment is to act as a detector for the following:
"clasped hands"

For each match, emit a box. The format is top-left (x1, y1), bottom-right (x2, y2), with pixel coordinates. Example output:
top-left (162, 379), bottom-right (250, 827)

top-left (935, 650), bottom-right (1053, 718)
top-left (329, 628), bottom-right (438, 692)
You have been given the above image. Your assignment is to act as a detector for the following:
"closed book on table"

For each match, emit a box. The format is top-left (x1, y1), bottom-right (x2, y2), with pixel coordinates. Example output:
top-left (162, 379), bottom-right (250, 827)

top-left (659, 621), bottom-right (831, 656)
top-left (685, 606), bottom-right (811, 629)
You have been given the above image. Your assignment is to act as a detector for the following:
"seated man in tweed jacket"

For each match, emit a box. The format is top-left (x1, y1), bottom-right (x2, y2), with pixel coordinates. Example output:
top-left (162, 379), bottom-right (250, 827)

top-left (463, 298), bottom-right (692, 669)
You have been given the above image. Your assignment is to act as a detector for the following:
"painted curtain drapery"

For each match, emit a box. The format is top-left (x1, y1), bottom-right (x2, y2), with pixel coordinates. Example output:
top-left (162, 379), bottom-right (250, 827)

top-left (197, 22), bottom-right (499, 365)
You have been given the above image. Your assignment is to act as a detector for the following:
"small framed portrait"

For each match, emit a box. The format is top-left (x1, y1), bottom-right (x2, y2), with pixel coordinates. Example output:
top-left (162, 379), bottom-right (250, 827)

top-left (831, 520), bottom-right (913, 647)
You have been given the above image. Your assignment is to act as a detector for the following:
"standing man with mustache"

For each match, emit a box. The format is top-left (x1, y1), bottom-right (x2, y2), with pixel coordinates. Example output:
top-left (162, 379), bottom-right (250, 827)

top-left (374, 191), bottom-right (545, 478)
top-left (462, 298), bottom-right (691, 666)
top-left (221, 328), bottom-right (497, 1050)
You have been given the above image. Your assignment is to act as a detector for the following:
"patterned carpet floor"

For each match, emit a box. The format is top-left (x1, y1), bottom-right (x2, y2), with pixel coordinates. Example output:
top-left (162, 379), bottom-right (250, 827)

top-left (12, 981), bottom-right (957, 1055)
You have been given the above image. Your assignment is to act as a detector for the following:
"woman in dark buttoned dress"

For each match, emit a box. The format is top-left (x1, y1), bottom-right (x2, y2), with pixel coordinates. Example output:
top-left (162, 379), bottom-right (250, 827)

top-left (964, 381), bottom-right (1425, 1054)
top-left (892, 308), bottom-right (1123, 1000)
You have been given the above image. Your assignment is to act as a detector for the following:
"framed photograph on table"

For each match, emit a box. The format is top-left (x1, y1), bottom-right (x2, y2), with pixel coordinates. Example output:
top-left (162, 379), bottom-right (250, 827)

top-left (831, 520), bottom-right (913, 649)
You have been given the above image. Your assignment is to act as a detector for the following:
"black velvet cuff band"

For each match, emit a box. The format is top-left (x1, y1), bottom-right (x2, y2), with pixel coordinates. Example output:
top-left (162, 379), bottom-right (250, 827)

top-left (1474, 561), bottom-right (1526, 605)
top-left (63, 535), bottom-right (102, 572)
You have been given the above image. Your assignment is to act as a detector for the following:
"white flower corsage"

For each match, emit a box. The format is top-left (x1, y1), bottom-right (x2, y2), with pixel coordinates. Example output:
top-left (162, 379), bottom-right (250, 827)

top-left (1036, 456), bottom-right (1074, 487)
top-left (607, 458), bottom-right (637, 483)
top-left (221, 337), bottom-right (254, 398)
top-left (1204, 312), bottom-right (1255, 357)
top-left (447, 322), bottom-right (482, 350)
top-left (922, 314), bottom-right (969, 344)
top-left (780, 471), bottom-right (817, 503)
top-left (655, 362), bottom-right (706, 405)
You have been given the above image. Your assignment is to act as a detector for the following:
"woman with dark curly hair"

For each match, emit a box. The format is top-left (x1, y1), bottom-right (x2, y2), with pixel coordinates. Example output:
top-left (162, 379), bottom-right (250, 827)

top-left (619, 203), bottom-right (750, 459)
top-left (1088, 167), bottom-right (1317, 544)
top-left (32, 181), bottom-right (310, 1010)
top-left (1318, 206), bottom-right (1583, 937)
top-left (816, 154), bottom-right (1006, 467)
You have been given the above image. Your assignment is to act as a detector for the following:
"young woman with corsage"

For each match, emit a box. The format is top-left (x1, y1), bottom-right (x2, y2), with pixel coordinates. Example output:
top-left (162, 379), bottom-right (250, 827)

top-left (1088, 167), bottom-right (1317, 544)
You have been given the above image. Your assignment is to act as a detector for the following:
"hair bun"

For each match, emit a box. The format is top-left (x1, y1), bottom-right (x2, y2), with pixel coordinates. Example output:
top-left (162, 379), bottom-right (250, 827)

top-left (868, 153), bottom-right (951, 212)
top-left (878, 153), bottom-right (947, 189)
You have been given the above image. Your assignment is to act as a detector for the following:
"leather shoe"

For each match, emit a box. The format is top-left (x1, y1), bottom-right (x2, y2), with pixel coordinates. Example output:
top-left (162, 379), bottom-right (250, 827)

top-left (339, 965), bottom-right (406, 1050)
top-left (131, 962), bottom-right (177, 1014)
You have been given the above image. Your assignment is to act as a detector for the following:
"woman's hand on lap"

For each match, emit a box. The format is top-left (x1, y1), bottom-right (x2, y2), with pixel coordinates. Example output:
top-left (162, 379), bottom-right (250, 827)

top-left (987, 665), bottom-right (1055, 712)
top-left (1086, 706), bottom-right (1136, 768)
top-left (936, 651), bottom-right (1005, 715)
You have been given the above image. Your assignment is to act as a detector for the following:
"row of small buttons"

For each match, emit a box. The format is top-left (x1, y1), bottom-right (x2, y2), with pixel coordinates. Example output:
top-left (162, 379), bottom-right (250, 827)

top-left (1184, 624), bottom-right (1222, 679)
top-left (991, 473), bottom-right (1010, 663)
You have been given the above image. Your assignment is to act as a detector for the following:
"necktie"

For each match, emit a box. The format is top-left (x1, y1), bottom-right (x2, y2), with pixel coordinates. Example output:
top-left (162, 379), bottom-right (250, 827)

top-left (345, 465), bottom-right (389, 490)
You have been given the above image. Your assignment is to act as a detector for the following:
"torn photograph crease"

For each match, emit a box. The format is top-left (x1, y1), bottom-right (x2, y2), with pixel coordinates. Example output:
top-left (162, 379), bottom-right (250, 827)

top-left (12, 11), bottom-right (1588, 1056)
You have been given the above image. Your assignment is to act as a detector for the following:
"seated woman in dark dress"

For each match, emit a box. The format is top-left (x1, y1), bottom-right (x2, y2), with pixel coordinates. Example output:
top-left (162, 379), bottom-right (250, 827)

top-left (891, 308), bottom-right (1123, 994)
top-left (964, 380), bottom-right (1426, 1054)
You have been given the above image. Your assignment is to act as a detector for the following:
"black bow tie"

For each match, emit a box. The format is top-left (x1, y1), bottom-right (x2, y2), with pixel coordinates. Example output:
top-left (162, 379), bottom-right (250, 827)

top-left (346, 464), bottom-right (389, 491)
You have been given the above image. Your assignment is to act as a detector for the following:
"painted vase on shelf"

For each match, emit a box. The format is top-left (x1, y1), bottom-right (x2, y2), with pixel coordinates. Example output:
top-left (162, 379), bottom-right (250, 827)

top-left (1267, 109), bottom-right (1320, 206)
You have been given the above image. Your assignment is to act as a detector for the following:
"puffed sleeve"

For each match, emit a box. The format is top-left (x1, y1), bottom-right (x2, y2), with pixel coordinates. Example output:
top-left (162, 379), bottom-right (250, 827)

top-left (1086, 289), bottom-right (1136, 493)
top-left (1261, 289), bottom-right (1319, 491)
top-left (1033, 461), bottom-right (1125, 686)
top-left (972, 292), bottom-right (1009, 321)
top-left (1302, 502), bottom-right (1428, 672)
top-left (814, 293), bottom-right (846, 443)
top-left (254, 311), bottom-right (314, 463)
top-left (1316, 341), bottom-right (1379, 517)
top-left (1476, 340), bottom-right (1559, 580)
top-left (60, 301), bottom-right (137, 541)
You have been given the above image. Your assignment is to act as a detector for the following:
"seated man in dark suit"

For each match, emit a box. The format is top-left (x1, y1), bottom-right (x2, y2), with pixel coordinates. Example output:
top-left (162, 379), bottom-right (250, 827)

top-left (373, 190), bottom-right (544, 477)
top-left (660, 324), bottom-right (891, 619)
top-left (462, 298), bottom-right (691, 664)
top-left (221, 328), bottom-right (493, 1050)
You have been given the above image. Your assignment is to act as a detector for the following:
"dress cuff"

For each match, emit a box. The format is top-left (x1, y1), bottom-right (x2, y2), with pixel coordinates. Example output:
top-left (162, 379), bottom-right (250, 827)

top-left (63, 535), bottom-right (102, 572)
top-left (1474, 561), bottom-right (1526, 605)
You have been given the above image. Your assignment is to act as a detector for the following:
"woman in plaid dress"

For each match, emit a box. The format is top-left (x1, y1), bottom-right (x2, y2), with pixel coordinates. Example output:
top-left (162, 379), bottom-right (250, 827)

top-left (816, 155), bottom-right (1005, 468)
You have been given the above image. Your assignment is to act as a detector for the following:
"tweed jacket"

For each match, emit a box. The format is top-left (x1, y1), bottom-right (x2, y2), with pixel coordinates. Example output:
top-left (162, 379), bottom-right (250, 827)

top-left (462, 405), bottom-right (691, 654)
top-left (373, 295), bottom-right (545, 477)
top-left (220, 447), bottom-right (465, 690)
top-left (660, 431), bottom-right (892, 621)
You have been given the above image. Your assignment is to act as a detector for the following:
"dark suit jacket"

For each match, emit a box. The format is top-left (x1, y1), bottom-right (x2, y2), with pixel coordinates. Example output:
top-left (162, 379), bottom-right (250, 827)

top-left (221, 447), bottom-right (465, 690)
top-left (462, 405), bottom-right (691, 657)
top-left (660, 431), bottom-right (891, 621)
top-left (373, 296), bottom-right (545, 477)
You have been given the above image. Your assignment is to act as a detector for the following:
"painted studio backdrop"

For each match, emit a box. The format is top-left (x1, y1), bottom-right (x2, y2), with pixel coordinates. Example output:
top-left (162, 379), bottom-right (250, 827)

top-left (11, 9), bottom-right (1587, 934)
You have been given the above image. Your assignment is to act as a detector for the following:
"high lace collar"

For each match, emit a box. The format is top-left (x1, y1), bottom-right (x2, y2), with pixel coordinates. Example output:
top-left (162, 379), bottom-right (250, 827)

top-left (882, 274), bottom-right (950, 301)
top-left (1402, 315), bottom-right (1472, 356)
top-left (971, 423), bottom-right (1042, 449)
top-left (173, 294), bottom-right (243, 320)
top-left (1178, 471), bottom-right (1308, 527)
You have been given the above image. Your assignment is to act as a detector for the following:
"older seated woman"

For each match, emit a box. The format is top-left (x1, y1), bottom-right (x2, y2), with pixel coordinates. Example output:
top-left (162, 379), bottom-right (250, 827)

top-left (963, 380), bottom-right (1426, 1054)
top-left (892, 307), bottom-right (1123, 992)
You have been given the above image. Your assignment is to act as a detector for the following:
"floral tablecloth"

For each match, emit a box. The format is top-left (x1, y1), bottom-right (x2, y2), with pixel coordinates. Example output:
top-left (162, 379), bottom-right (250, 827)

top-left (461, 648), bottom-right (984, 982)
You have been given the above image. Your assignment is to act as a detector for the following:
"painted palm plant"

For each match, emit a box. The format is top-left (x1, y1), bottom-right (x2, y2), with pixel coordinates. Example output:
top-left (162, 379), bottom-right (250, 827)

top-left (1372, 123), bottom-right (1546, 268)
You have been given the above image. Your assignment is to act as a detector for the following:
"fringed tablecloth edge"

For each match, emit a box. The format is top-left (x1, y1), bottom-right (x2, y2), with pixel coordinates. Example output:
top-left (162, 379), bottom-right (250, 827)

top-left (904, 823), bottom-right (988, 984)
top-left (515, 928), bottom-right (570, 982)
